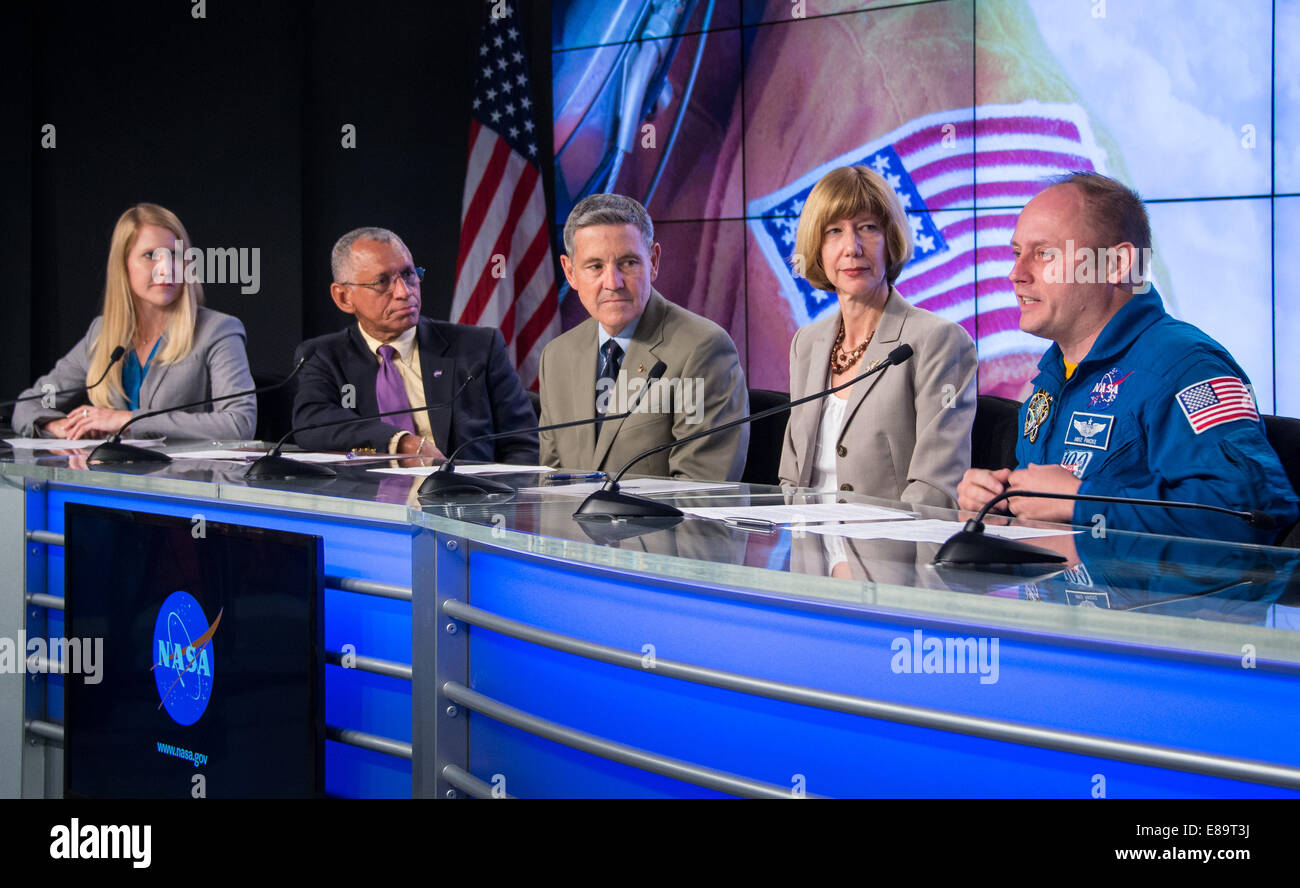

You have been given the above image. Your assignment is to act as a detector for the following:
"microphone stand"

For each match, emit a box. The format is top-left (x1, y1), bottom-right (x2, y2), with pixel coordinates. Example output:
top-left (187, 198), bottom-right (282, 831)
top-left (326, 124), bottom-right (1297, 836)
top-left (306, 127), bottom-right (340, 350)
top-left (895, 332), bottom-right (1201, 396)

top-left (88, 355), bottom-right (308, 466)
top-left (1, 346), bottom-right (126, 411)
top-left (417, 361), bottom-right (669, 498)
top-left (574, 344), bottom-right (914, 521)
top-left (245, 368), bottom-right (483, 481)
top-left (932, 489), bottom-right (1276, 568)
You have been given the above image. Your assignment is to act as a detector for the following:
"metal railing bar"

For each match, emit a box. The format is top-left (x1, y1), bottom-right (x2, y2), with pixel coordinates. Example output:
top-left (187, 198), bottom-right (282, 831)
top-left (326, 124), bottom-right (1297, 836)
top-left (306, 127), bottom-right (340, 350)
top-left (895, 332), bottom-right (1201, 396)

top-left (324, 650), bottom-right (412, 681)
top-left (442, 681), bottom-right (808, 799)
top-left (325, 726), bottom-right (412, 760)
top-left (325, 576), bottom-right (413, 601)
top-left (441, 764), bottom-right (513, 799)
top-left (441, 599), bottom-right (1300, 789)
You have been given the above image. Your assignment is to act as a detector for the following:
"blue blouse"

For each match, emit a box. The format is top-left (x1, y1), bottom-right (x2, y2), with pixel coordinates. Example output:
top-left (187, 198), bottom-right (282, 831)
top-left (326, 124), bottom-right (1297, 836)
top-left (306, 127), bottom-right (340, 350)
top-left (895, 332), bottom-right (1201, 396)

top-left (121, 339), bottom-right (162, 410)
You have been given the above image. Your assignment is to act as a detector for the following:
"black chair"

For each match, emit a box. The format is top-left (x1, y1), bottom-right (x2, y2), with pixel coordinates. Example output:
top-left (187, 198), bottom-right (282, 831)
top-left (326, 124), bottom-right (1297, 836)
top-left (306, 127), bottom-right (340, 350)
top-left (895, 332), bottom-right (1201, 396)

top-left (1262, 414), bottom-right (1300, 547)
top-left (526, 389), bottom-right (541, 420)
top-left (972, 395), bottom-right (1020, 471)
top-left (743, 389), bottom-right (789, 487)
top-left (253, 371), bottom-right (297, 443)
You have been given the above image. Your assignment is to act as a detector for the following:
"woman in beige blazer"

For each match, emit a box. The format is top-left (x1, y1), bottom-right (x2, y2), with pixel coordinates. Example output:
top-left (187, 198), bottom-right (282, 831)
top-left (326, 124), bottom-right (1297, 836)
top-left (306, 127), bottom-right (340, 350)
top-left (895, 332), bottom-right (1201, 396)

top-left (778, 166), bottom-right (977, 508)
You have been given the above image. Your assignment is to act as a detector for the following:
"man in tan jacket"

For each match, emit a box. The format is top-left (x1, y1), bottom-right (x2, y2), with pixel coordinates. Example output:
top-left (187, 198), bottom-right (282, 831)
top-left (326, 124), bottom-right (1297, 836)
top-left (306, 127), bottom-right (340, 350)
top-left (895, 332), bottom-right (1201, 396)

top-left (538, 194), bottom-right (749, 481)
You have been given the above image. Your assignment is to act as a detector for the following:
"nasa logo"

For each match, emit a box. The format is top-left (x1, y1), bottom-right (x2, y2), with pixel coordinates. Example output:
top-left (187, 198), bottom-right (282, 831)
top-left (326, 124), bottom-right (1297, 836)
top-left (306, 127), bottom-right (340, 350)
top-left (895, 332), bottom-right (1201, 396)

top-left (1089, 367), bottom-right (1133, 408)
top-left (151, 591), bottom-right (222, 726)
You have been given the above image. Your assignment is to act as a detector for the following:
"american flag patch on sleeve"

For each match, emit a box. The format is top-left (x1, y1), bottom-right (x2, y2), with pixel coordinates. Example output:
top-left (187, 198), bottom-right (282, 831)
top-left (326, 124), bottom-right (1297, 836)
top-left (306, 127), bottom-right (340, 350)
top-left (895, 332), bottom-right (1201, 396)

top-left (1175, 376), bottom-right (1259, 434)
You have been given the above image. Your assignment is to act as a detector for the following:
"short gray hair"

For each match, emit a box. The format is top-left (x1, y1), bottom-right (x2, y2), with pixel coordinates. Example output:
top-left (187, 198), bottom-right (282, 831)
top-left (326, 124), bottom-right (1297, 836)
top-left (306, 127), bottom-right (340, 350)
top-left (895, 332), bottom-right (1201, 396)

top-left (1046, 172), bottom-right (1151, 273)
top-left (562, 193), bottom-right (654, 257)
top-left (331, 227), bottom-right (406, 281)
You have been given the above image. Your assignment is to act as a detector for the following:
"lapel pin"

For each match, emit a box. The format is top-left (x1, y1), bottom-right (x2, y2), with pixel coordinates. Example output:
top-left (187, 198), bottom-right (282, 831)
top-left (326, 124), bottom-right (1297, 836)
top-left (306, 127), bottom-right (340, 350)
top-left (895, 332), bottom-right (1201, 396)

top-left (433, 369), bottom-right (444, 378)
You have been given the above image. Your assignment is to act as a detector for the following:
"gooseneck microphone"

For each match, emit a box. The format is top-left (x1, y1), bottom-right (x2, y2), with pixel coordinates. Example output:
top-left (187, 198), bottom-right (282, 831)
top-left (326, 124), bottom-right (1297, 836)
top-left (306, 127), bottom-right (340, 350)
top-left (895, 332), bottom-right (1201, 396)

top-left (87, 354), bottom-right (310, 466)
top-left (417, 360), bottom-right (670, 498)
top-left (1, 346), bottom-right (127, 411)
top-left (244, 363), bottom-right (485, 480)
top-left (932, 488), bottom-right (1277, 567)
top-left (574, 344), bottom-right (915, 520)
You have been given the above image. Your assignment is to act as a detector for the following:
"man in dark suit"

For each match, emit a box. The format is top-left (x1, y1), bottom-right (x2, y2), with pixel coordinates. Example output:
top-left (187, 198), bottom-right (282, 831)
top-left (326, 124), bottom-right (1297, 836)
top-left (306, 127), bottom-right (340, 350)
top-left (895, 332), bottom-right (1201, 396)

top-left (292, 227), bottom-right (537, 462)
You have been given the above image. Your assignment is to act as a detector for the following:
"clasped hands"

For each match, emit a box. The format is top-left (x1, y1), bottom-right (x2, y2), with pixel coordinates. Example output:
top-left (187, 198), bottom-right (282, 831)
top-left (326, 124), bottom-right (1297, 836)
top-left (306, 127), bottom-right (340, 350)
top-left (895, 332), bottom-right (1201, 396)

top-left (41, 406), bottom-right (133, 440)
top-left (957, 463), bottom-right (1081, 523)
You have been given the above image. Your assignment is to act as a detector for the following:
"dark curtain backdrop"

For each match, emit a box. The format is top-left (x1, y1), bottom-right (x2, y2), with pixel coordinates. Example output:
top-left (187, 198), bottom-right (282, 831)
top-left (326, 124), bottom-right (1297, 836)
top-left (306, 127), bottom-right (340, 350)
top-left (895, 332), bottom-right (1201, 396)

top-left (1, 0), bottom-right (555, 391)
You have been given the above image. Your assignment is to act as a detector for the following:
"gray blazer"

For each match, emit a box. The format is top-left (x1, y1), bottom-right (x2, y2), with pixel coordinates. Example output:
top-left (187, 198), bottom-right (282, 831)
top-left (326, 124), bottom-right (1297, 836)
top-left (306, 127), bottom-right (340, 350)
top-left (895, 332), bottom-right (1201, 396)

top-left (779, 287), bottom-right (977, 507)
top-left (12, 307), bottom-right (256, 440)
top-left (538, 289), bottom-right (749, 481)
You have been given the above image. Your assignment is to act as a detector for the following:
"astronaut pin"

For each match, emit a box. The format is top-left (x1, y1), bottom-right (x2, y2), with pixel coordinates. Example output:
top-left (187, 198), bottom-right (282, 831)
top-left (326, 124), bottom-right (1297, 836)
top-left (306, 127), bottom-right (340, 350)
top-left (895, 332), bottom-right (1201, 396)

top-left (1023, 390), bottom-right (1052, 443)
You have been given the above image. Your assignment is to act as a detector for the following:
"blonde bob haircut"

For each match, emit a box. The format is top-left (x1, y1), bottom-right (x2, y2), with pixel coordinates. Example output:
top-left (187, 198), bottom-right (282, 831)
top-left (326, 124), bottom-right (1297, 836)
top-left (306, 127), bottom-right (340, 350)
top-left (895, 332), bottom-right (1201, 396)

top-left (792, 166), bottom-right (913, 292)
top-left (86, 203), bottom-right (203, 408)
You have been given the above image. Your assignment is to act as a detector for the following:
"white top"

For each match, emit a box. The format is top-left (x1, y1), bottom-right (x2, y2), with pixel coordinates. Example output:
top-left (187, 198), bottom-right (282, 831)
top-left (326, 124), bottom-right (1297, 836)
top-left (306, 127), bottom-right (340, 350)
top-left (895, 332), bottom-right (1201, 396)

top-left (808, 392), bottom-right (848, 494)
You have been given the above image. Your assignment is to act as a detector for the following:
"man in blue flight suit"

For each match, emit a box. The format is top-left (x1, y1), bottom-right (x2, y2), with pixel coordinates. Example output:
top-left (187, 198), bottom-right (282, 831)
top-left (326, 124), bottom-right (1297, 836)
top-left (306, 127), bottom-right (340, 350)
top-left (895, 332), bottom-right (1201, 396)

top-left (958, 172), bottom-right (1297, 544)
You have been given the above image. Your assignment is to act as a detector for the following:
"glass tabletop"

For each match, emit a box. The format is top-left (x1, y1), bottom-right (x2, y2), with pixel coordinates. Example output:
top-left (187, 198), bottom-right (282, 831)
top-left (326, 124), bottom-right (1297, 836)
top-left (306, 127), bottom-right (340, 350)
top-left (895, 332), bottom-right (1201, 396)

top-left (3, 441), bottom-right (1297, 662)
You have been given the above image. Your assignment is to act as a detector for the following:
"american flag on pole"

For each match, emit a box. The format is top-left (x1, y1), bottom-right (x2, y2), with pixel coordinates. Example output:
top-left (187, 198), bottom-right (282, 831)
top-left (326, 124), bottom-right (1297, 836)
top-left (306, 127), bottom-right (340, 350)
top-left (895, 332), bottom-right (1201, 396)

top-left (451, 2), bottom-right (559, 390)
top-left (748, 102), bottom-right (1118, 397)
top-left (1176, 376), bottom-right (1260, 434)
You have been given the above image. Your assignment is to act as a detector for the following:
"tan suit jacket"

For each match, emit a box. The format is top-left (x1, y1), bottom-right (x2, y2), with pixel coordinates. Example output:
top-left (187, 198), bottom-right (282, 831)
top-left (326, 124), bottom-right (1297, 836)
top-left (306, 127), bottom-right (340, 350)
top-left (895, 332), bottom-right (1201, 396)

top-left (538, 290), bottom-right (749, 480)
top-left (779, 287), bottom-right (977, 507)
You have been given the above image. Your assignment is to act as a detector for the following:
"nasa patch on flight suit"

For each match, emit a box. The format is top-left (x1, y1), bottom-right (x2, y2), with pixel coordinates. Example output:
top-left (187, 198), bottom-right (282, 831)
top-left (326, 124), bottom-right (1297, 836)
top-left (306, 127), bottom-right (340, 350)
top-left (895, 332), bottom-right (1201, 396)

top-left (1064, 411), bottom-right (1114, 450)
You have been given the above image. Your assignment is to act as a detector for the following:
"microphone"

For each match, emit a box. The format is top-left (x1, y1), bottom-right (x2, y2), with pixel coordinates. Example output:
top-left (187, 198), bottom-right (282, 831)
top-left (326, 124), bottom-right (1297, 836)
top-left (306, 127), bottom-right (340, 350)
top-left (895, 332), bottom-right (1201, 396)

top-left (574, 344), bottom-right (915, 520)
top-left (932, 488), bottom-right (1278, 568)
top-left (1, 346), bottom-right (127, 411)
top-left (87, 353), bottom-right (310, 466)
top-left (244, 363), bottom-right (485, 480)
top-left (417, 360), bottom-right (670, 498)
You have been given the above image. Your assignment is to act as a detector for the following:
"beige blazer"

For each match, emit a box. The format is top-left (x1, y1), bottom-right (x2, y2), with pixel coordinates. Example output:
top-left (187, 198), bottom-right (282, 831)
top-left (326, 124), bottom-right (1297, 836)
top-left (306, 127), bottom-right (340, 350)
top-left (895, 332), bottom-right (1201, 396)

top-left (779, 287), bottom-right (977, 507)
top-left (537, 289), bottom-right (749, 480)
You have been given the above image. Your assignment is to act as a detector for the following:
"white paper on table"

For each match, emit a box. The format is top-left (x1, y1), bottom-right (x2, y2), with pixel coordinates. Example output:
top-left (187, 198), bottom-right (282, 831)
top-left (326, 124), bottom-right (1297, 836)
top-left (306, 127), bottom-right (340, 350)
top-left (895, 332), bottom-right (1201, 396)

top-left (279, 452), bottom-right (394, 464)
top-left (807, 518), bottom-right (1079, 543)
top-left (518, 479), bottom-right (735, 496)
top-left (681, 502), bottom-right (914, 525)
top-left (169, 450), bottom-right (392, 464)
top-left (4, 437), bottom-right (162, 450)
top-left (169, 449), bottom-right (264, 460)
top-left (370, 463), bottom-right (553, 477)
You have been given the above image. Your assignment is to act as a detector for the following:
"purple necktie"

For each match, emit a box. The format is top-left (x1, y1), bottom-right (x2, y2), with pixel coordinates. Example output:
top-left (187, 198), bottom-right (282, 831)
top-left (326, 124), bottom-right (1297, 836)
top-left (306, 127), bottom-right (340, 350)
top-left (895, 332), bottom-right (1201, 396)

top-left (375, 344), bottom-right (416, 434)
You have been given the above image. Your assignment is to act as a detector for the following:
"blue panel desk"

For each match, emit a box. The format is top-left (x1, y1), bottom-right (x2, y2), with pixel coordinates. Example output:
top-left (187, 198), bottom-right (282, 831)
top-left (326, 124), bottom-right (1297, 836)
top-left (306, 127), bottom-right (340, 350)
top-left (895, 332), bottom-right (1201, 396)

top-left (2, 447), bottom-right (1297, 798)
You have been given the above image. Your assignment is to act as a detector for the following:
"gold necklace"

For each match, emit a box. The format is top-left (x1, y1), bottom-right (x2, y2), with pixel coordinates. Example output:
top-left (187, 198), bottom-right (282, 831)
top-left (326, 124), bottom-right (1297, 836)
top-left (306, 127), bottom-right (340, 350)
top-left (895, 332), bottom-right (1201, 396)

top-left (830, 321), bottom-right (873, 374)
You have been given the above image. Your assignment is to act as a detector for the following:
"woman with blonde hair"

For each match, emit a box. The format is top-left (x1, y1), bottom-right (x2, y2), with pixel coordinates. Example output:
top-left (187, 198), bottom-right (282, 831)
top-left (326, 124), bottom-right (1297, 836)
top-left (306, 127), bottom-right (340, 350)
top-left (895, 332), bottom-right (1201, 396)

top-left (12, 203), bottom-right (255, 440)
top-left (779, 166), bottom-right (976, 507)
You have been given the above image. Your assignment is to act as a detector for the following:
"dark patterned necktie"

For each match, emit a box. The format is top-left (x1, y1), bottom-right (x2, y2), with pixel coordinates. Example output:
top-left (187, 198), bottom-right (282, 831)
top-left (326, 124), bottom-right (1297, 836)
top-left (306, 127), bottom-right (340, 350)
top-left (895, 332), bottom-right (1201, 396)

top-left (596, 339), bottom-right (623, 417)
top-left (375, 344), bottom-right (416, 433)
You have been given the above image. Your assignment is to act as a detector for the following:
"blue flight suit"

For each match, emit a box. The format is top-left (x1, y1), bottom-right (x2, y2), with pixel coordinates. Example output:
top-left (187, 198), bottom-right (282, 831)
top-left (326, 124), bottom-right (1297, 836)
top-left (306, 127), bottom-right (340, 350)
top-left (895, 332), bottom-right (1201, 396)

top-left (1015, 289), bottom-right (1298, 545)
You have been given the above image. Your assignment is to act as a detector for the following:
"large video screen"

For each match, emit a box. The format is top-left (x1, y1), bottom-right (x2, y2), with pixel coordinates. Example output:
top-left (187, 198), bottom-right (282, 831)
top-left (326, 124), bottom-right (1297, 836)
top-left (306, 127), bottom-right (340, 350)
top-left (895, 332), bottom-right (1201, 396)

top-left (552, 0), bottom-right (1293, 415)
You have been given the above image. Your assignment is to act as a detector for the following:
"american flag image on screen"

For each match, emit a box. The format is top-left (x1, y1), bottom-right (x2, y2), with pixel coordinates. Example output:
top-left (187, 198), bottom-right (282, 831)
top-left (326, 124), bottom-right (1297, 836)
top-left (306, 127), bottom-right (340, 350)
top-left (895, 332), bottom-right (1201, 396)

top-left (452, 2), bottom-right (559, 389)
top-left (748, 101), bottom-right (1118, 396)
top-left (1176, 376), bottom-right (1260, 434)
